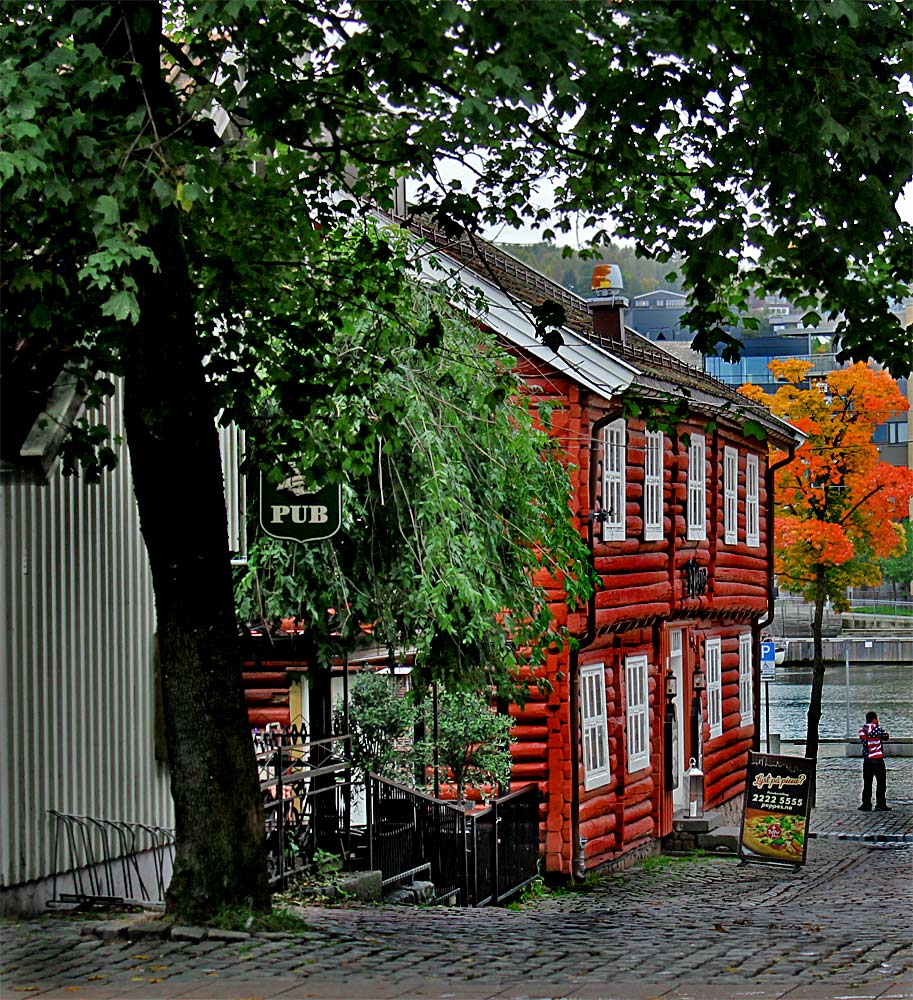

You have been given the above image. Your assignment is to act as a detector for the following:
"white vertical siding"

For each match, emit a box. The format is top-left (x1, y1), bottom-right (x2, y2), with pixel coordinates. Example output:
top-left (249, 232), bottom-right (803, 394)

top-left (1, 382), bottom-right (171, 891)
top-left (219, 425), bottom-right (247, 562)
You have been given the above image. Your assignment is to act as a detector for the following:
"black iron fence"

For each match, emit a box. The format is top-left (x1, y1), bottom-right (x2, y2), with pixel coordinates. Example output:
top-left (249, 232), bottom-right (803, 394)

top-left (367, 776), bottom-right (539, 906)
top-left (256, 729), bottom-right (354, 888)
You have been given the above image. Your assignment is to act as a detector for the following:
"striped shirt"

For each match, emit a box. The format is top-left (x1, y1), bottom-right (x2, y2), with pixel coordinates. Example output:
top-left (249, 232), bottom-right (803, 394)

top-left (859, 723), bottom-right (889, 759)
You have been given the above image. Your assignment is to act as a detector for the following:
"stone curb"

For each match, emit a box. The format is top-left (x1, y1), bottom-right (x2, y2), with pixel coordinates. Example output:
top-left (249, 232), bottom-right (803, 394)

top-left (811, 830), bottom-right (913, 843)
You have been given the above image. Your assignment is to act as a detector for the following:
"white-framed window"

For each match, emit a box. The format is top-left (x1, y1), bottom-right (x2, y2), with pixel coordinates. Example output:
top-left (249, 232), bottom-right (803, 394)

top-left (686, 433), bottom-right (706, 541)
top-left (739, 632), bottom-right (753, 726)
top-left (603, 419), bottom-right (626, 541)
top-left (643, 430), bottom-right (664, 541)
top-left (581, 663), bottom-right (611, 789)
top-left (625, 654), bottom-right (650, 772)
top-left (746, 454), bottom-right (760, 548)
top-left (705, 637), bottom-right (722, 740)
top-left (723, 446), bottom-right (738, 545)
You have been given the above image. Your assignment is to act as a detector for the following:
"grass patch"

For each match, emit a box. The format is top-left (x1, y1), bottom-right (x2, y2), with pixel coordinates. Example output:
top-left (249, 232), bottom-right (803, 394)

top-left (504, 872), bottom-right (570, 909)
top-left (208, 903), bottom-right (311, 933)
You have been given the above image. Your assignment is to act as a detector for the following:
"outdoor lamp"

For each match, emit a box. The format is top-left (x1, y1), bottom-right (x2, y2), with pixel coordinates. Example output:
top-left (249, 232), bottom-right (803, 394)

top-left (664, 669), bottom-right (677, 699)
top-left (692, 665), bottom-right (706, 692)
top-left (684, 757), bottom-right (704, 819)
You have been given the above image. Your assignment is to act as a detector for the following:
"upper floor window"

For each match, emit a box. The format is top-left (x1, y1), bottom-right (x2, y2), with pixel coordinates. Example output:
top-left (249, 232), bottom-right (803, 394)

top-left (603, 419), bottom-right (626, 542)
top-left (746, 454), bottom-right (760, 548)
top-left (723, 446), bottom-right (738, 545)
top-left (739, 632), bottom-right (753, 726)
top-left (686, 433), bottom-right (706, 541)
top-left (625, 654), bottom-right (650, 772)
top-left (705, 637), bottom-right (722, 740)
top-left (643, 430), bottom-right (664, 541)
top-left (581, 664), bottom-right (611, 789)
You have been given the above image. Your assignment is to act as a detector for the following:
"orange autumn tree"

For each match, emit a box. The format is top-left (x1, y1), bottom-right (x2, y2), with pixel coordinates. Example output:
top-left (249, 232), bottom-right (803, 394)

top-left (740, 360), bottom-right (913, 773)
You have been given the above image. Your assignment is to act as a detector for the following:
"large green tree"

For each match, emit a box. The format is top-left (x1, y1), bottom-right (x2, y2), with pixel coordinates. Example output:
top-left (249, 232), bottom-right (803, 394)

top-left (3, 0), bottom-right (910, 918)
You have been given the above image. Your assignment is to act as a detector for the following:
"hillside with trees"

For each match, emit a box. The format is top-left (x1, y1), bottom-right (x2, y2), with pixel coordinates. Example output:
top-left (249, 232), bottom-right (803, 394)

top-left (498, 242), bottom-right (685, 300)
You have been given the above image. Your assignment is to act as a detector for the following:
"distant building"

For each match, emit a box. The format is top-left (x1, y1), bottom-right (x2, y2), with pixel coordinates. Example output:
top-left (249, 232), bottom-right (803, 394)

top-left (629, 289), bottom-right (690, 341)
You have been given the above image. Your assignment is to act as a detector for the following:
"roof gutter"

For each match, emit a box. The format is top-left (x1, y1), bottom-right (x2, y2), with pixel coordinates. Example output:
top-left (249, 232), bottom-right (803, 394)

top-left (753, 438), bottom-right (799, 748)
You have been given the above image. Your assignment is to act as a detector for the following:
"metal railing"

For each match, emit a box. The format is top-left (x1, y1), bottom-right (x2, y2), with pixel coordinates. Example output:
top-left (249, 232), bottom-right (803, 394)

top-left (366, 776), bottom-right (539, 907)
top-left (48, 811), bottom-right (174, 908)
top-left (257, 731), bottom-right (354, 889)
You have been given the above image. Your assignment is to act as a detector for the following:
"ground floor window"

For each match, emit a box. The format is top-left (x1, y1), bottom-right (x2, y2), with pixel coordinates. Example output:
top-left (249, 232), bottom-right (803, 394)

top-left (706, 638), bottom-right (723, 739)
top-left (582, 663), bottom-right (611, 789)
top-left (625, 654), bottom-right (650, 772)
top-left (739, 632), bottom-right (753, 726)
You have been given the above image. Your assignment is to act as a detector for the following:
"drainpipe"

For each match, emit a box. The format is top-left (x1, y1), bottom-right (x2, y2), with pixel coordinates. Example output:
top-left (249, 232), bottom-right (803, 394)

top-left (753, 440), bottom-right (798, 749)
top-left (569, 409), bottom-right (617, 880)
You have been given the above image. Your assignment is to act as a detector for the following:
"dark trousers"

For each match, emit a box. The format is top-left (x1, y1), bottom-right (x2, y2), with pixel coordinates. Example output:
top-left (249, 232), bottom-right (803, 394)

top-left (862, 757), bottom-right (887, 808)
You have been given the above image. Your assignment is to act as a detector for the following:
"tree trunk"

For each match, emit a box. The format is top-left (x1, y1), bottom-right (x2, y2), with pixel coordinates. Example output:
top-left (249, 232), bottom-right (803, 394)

top-left (124, 210), bottom-right (269, 921)
top-left (804, 567), bottom-right (827, 805)
top-left (113, 1), bottom-right (269, 921)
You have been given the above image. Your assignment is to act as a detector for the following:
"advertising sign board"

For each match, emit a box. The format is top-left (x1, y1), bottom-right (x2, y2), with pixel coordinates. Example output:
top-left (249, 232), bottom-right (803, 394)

top-left (739, 752), bottom-right (814, 867)
top-left (259, 474), bottom-right (342, 543)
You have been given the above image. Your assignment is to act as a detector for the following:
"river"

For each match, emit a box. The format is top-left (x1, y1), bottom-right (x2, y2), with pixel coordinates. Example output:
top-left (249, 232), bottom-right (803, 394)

top-left (763, 663), bottom-right (913, 740)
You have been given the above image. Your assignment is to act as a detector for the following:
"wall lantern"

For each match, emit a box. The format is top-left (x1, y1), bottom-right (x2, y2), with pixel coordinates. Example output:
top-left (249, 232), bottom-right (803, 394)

top-left (684, 757), bottom-right (704, 818)
top-left (665, 669), bottom-right (677, 699)
top-left (692, 665), bottom-right (706, 692)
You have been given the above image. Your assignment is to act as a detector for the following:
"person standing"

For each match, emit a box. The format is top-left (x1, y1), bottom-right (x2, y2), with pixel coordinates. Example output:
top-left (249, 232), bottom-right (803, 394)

top-left (859, 710), bottom-right (891, 811)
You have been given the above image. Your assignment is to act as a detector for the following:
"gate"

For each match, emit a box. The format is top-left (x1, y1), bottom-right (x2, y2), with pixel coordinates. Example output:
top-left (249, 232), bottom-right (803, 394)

top-left (367, 776), bottom-right (539, 906)
top-left (256, 726), bottom-right (354, 888)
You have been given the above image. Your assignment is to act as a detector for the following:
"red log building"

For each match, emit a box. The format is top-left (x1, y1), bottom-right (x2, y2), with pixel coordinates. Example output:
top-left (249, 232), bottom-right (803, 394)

top-left (410, 221), bottom-right (800, 875)
top-left (242, 218), bottom-right (801, 877)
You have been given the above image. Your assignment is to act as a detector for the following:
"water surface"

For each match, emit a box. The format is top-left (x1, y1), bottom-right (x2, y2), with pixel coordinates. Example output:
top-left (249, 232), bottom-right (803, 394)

top-left (763, 663), bottom-right (913, 740)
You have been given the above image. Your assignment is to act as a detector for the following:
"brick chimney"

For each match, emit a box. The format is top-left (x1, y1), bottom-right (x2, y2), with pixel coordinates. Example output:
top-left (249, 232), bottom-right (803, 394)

top-left (588, 264), bottom-right (629, 344)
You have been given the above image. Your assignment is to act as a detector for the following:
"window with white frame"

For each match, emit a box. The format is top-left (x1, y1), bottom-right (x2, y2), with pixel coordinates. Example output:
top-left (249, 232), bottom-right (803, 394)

top-left (644, 430), bottom-right (664, 541)
top-left (739, 632), bottom-right (753, 726)
top-left (746, 454), bottom-right (760, 547)
top-left (625, 654), bottom-right (650, 772)
top-left (603, 419), bottom-right (626, 541)
top-left (687, 434), bottom-right (706, 541)
top-left (723, 446), bottom-right (738, 545)
top-left (581, 664), bottom-right (611, 789)
top-left (705, 638), bottom-right (722, 739)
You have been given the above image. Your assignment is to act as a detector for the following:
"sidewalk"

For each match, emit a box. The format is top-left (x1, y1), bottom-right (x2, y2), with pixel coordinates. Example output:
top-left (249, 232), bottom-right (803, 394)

top-left (2, 759), bottom-right (911, 1000)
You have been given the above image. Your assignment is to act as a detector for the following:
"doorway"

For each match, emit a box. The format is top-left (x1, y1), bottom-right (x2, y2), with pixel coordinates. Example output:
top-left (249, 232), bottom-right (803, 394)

top-left (669, 629), bottom-right (686, 812)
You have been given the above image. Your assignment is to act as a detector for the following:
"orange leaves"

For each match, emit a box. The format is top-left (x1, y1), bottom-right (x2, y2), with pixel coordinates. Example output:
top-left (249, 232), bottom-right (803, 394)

top-left (775, 517), bottom-right (854, 567)
top-left (769, 358), bottom-right (814, 385)
top-left (737, 383), bottom-right (768, 405)
top-left (756, 361), bottom-right (913, 592)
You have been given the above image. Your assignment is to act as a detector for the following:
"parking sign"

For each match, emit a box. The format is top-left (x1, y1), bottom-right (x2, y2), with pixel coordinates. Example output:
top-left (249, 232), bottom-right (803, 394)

top-left (760, 641), bottom-right (776, 681)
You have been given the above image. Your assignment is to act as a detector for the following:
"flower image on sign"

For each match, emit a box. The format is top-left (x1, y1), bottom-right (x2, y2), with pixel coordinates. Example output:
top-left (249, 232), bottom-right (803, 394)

top-left (739, 752), bottom-right (814, 866)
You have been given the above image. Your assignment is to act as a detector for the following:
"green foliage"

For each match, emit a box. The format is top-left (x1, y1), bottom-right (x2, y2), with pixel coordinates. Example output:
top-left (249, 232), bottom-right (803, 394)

top-left (415, 690), bottom-right (514, 802)
top-left (880, 520), bottom-right (913, 595)
top-left (234, 271), bottom-right (594, 700)
top-left (334, 671), bottom-right (415, 783)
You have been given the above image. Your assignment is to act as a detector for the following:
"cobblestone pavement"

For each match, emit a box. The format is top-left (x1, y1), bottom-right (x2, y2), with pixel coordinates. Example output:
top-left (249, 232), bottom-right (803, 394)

top-left (3, 758), bottom-right (911, 1000)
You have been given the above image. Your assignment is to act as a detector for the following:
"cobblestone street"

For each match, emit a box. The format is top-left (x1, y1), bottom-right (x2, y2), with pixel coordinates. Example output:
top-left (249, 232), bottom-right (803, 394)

top-left (3, 756), bottom-right (911, 1000)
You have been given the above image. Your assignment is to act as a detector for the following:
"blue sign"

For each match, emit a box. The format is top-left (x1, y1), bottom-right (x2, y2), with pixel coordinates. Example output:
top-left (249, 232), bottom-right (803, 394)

top-left (760, 642), bottom-right (776, 681)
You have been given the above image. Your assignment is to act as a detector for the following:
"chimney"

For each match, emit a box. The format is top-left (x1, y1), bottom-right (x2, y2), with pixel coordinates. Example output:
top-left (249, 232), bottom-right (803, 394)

top-left (588, 264), bottom-right (629, 344)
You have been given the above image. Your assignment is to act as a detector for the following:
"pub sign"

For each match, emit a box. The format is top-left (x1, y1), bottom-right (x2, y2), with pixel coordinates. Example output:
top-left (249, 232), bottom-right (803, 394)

top-left (739, 751), bottom-right (813, 866)
top-left (259, 473), bottom-right (342, 543)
